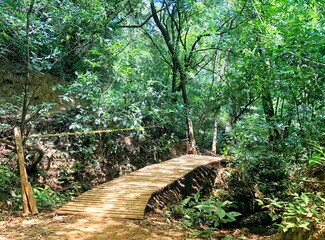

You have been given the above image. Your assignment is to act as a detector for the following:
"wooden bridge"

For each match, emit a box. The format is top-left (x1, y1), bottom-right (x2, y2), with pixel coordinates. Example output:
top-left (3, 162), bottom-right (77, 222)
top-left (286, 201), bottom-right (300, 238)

top-left (57, 155), bottom-right (223, 219)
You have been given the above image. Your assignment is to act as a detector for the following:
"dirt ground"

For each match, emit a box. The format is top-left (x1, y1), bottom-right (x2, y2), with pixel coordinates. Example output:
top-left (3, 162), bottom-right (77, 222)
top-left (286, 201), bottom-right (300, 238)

top-left (1, 213), bottom-right (187, 240)
top-left (0, 212), bottom-right (274, 240)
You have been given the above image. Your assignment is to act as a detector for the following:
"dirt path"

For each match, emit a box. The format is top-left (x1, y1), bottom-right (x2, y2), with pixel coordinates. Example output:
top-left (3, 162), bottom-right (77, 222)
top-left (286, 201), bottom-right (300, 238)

top-left (0, 212), bottom-right (275, 240)
top-left (0, 213), bottom-right (196, 240)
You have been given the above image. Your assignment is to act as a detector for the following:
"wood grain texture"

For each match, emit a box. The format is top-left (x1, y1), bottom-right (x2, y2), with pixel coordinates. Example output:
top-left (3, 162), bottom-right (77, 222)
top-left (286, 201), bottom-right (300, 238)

top-left (57, 155), bottom-right (223, 219)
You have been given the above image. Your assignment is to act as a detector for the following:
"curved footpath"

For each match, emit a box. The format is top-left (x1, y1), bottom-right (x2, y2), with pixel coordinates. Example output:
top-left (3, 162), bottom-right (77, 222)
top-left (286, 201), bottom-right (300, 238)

top-left (57, 155), bottom-right (223, 219)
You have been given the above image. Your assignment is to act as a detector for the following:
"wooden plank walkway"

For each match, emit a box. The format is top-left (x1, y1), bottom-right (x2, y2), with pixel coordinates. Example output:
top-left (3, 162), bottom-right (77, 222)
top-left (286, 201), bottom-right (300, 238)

top-left (57, 155), bottom-right (223, 219)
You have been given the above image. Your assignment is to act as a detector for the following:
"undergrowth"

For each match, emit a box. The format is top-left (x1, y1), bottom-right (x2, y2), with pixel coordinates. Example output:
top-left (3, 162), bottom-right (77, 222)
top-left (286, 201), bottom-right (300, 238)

top-left (165, 191), bottom-right (241, 238)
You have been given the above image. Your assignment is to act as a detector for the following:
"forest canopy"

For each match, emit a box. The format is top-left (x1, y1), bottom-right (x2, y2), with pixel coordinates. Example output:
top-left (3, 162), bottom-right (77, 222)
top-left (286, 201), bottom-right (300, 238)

top-left (0, 0), bottom-right (324, 238)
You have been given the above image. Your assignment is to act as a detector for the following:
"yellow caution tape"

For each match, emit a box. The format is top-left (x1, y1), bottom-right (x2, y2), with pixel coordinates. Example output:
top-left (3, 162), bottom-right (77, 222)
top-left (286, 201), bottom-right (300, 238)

top-left (28, 126), bottom-right (156, 139)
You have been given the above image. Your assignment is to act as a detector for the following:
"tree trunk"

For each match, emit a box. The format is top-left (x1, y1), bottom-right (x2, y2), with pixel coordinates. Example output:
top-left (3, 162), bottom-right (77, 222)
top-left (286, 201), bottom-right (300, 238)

top-left (150, 1), bottom-right (197, 154)
top-left (20, 1), bottom-right (35, 136)
top-left (180, 68), bottom-right (197, 154)
top-left (212, 120), bottom-right (218, 154)
top-left (187, 116), bottom-right (197, 154)
top-left (171, 61), bottom-right (178, 102)
top-left (225, 121), bottom-right (232, 134)
top-left (262, 88), bottom-right (280, 141)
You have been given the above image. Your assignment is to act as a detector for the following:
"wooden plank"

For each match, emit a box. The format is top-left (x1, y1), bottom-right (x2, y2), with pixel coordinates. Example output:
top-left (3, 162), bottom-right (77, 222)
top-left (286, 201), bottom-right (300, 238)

top-left (59, 207), bottom-right (145, 212)
top-left (71, 194), bottom-right (151, 199)
top-left (57, 155), bottom-right (222, 219)
top-left (65, 203), bottom-right (147, 208)
top-left (59, 209), bottom-right (145, 214)
top-left (56, 211), bottom-right (144, 219)
top-left (94, 185), bottom-right (162, 190)
top-left (67, 197), bottom-right (149, 202)
top-left (78, 191), bottom-right (153, 195)
top-left (57, 209), bottom-right (144, 217)
top-left (75, 193), bottom-right (151, 198)
top-left (58, 210), bottom-right (144, 216)
top-left (58, 208), bottom-right (144, 214)
top-left (60, 202), bottom-right (146, 208)
top-left (71, 198), bottom-right (149, 203)
top-left (118, 174), bottom-right (175, 179)
top-left (79, 190), bottom-right (152, 194)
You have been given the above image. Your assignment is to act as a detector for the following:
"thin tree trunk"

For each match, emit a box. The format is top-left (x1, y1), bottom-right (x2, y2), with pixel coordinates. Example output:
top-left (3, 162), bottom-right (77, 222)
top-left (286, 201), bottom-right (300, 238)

top-left (212, 120), bottom-right (218, 154)
top-left (179, 66), bottom-right (197, 154)
top-left (262, 88), bottom-right (279, 141)
top-left (171, 61), bottom-right (178, 102)
top-left (187, 116), bottom-right (197, 154)
top-left (21, 0), bottom-right (35, 137)
top-left (217, 50), bottom-right (228, 82)
top-left (225, 121), bottom-right (232, 134)
top-left (180, 72), bottom-right (197, 154)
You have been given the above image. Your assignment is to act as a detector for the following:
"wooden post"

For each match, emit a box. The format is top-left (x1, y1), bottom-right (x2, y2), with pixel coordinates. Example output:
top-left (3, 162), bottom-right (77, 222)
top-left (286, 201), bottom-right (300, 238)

top-left (14, 127), bottom-right (38, 215)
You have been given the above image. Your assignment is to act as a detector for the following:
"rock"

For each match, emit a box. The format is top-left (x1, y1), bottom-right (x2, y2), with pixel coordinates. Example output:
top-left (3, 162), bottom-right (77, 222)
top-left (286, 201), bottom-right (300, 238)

top-left (240, 211), bottom-right (272, 227)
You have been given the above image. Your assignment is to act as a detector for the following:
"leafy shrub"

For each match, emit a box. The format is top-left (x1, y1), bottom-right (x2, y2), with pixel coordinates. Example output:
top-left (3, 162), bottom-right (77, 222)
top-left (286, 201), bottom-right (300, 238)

top-left (222, 115), bottom-right (292, 196)
top-left (257, 192), bottom-right (325, 233)
top-left (33, 185), bottom-right (67, 211)
top-left (0, 164), bottom-right (20, 210)
top-left (308, 144), bottom-right (325, 168)
top-left (166, 191), bottom-right (241, 237)
top-left (230, 149), bottom-right (289, 196)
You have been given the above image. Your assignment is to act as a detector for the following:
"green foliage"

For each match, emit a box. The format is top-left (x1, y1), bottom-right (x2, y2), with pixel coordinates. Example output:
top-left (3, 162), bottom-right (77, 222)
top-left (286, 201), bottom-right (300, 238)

top-left (308, 144), bottom-right (325, 168)
top-left (166, 191), bottom-right (241, 237)
top-left (33, 185), bottom-right (67, 211)
top-left (223, 115), bottom-right (290, 195)
top-left (0, 0), bottom-right (324, 230)
top-left (0, 164), bottom-right (67, 212)
top-left (0, 164), bottom-right (20, 210)
top-left (221, 237), bottom-right (245, 240)
top-left (257, 192), bottom-right (325, 233)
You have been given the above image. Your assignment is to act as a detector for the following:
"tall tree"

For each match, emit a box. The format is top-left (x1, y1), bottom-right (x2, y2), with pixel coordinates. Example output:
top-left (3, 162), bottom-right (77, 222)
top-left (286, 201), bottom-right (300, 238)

top-left (147, 0), bottom-right (249, 153)
top-left (221, 0), bottom-right (324, 145)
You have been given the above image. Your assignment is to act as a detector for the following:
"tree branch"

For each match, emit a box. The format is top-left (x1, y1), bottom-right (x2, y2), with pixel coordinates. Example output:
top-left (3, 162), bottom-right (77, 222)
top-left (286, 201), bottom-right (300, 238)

top-left (118, 13), bottom-right (154, 28)
top-left (233, 95), bottom-right (260, 124)
top-left (142, 28), bottom-right (172, 67)
top-left (288, 51), bottom-right (325, 67)
top-left (291, 177), bottom-right (325, 185)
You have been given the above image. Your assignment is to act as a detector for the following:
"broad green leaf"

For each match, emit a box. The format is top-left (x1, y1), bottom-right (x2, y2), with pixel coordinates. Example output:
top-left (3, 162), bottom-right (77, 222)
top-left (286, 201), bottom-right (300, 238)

top-left (216, 207), bottom-right (226, 219)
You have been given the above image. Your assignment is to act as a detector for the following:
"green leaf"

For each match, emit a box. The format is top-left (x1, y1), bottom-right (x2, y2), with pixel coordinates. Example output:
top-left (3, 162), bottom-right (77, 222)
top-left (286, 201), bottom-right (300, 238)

top-left (298, 222), bottom-right (310, 230)
top-left (256, 199), bottom-right (264, 206)
top-left (194, 191), bottom-right (200, 202)
top-left (194, 204), bottom-right (212, 212)
top-left (216, 207), bottom-right (226, 219)
top-left (228, 211), bottom-right (242, 217)
top-left (215, 200), bottom-right (223, 208)
top-left (221, 200), bottom-right (232, 207)
top-left (301, 193), bottom-right (309, 205)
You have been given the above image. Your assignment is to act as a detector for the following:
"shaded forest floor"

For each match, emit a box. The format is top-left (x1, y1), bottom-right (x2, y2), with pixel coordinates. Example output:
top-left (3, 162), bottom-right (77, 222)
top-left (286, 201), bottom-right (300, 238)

top-left (0, 212), bottom-right (274, 240)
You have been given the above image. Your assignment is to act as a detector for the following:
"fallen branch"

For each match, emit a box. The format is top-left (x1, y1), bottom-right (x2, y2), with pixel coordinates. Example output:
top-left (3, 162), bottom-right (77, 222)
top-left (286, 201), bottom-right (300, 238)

top-left (291, 177), bottom-right (325, 185)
